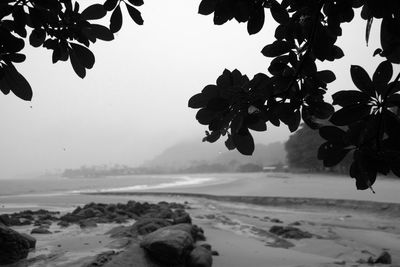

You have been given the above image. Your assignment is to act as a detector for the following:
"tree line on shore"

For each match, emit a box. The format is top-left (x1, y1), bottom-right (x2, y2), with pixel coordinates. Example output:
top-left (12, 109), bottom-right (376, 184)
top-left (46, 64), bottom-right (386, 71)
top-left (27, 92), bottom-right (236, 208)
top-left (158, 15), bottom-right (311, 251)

top-left (62, 125), bottom-right (352, 178)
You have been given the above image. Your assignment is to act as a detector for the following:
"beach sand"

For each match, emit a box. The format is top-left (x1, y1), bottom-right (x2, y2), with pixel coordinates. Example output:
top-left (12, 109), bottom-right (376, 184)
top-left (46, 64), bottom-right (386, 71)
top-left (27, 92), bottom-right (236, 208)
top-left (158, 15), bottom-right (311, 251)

top-left (2, 173), bottom-right (400, 267)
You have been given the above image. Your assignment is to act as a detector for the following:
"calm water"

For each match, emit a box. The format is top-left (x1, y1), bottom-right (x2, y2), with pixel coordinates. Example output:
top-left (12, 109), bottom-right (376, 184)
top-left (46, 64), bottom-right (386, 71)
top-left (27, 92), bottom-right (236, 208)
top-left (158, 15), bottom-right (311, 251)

top-left (0, 174), bottom-right (214, 196)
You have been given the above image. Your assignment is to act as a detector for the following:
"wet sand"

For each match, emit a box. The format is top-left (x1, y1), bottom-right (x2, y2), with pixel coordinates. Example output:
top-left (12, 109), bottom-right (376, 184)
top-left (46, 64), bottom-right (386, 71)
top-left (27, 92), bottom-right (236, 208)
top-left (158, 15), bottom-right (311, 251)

top-left (2, 173), bottom-right (400, 266)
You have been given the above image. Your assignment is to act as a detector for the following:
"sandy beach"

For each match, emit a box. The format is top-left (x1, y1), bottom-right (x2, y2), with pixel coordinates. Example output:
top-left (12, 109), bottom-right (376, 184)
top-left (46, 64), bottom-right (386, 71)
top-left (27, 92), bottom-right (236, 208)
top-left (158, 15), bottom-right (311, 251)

top-left (1, 173), bottom-right (400, 267)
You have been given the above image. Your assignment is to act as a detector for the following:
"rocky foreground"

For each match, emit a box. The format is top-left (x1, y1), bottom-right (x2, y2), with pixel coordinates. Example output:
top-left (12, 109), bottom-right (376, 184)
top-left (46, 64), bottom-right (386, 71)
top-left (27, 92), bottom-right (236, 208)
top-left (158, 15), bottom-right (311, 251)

top-left (1, 194), bottom-right (398, 267)
top-left (0, 200), bottom-right (217, 266)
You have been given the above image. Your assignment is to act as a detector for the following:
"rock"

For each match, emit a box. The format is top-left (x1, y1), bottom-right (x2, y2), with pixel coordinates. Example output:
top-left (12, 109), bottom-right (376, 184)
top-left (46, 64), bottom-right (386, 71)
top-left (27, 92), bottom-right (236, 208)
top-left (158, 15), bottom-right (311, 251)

top-left (271, 218), bottom-right (283, 223)
top-left (60, 213), bottom-right (81, 223)
top-left (106, 225), bottom-right (138, 239)
top-left (79, 220), bottom-right (98, 228)
top-left (134, 218), bottom-right (171, 235)
top-left (20, 233), bottom-right (36, 249)
top-left (0, 223), bottom-right (31, 265)
top-left (269, 226), bottom-right (312, 239)
top-left (173, 213), bottom-right (192, 225)
top-left (375, 251), bottom-right (392, 264)
top-left (84, 250), bottom-right (118, 267)
top-left (77, 207), bottom-right (103, 218)
top-left (0, 214), bottom-right (11, 226)
top-left (57, 221), bottom-right (70, 228)
top-left (266, 238), bottom-right (294, 249)
top-left (200, 243), bottom-right (212, 251)
top-left (211, 250), bottom-right (219, 256)
top-left (187, 246), bottom-right (213, 267)
top-left (140, 228), bottom-right (194, 265)
top-left (289, 221), bottom-right (302, 226)
top-left (31, 227), bottom-right (52, 234)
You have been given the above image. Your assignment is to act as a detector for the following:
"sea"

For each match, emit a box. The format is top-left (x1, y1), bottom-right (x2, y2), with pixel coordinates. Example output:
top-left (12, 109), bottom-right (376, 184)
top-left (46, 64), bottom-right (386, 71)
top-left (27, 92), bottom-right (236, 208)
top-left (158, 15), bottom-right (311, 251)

top-left (0, 174), bottom-right (216, 212)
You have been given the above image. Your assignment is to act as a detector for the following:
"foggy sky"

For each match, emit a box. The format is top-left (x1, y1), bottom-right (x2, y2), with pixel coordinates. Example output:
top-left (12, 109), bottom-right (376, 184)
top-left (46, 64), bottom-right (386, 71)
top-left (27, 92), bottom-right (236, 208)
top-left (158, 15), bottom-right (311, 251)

top-left (0, 1), bottom-right (394, 179)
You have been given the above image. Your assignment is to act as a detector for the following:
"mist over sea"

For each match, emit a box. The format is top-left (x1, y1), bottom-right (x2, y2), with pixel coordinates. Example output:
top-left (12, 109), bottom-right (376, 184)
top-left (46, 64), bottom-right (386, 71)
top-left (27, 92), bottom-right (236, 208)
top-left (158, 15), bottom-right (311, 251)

top-left (0, 175), bottom-right (214, 197)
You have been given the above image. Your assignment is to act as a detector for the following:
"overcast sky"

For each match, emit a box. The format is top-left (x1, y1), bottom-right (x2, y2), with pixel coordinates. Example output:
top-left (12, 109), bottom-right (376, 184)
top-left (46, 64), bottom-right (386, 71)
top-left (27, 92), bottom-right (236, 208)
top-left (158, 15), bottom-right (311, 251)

top-left (0, 1), bottom-right (394, 179)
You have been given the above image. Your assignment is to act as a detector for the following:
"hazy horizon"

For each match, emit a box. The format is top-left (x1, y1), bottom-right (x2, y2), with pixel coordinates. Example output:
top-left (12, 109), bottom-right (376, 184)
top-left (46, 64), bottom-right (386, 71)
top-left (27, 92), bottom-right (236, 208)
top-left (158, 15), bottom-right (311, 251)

top-left (0, 1), bottom-right (394, 179)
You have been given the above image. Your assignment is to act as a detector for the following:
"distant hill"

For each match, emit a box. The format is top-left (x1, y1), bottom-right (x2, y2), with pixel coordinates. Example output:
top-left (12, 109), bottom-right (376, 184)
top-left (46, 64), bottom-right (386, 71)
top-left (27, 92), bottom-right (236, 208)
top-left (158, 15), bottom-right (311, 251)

top-left (142, 140), bottom-right (286, 171)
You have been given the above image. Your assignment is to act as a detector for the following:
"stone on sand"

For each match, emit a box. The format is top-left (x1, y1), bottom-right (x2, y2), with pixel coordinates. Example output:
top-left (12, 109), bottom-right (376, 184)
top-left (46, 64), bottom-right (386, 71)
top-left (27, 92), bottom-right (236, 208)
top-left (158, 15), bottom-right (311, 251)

top-left (187, 246), bottom-right (213, 267)
top-left (31, 227), bottom-right (52, 234)
top-left (0, 223), bottom-right (33, 265)
top-left (140, 228), bottom-right (194, 265)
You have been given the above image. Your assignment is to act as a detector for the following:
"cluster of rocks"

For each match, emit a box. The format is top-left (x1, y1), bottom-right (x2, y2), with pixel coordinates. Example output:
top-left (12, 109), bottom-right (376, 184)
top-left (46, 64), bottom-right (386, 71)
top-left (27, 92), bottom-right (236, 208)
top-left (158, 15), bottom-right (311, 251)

top-left (357, 251), bottom-right (392, 265)
top-left (87, 202), bottom-right (217, 267)
top-left (0, 209), bottom-right (59, 227)
top-left (1, 200), bottom-right (216, 267)
top-left (59, 200), bottom-right (191, 228)
top-left (269, 225), bottom-right (313, 240)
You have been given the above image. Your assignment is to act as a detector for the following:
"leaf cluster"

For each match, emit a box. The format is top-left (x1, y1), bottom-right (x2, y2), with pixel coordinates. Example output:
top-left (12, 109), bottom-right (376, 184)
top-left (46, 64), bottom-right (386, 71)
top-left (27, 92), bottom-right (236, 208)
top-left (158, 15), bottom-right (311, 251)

top-left (0, 0), bottom-right (144, 100)
top-left (190, 0), bottom-right (400, 190)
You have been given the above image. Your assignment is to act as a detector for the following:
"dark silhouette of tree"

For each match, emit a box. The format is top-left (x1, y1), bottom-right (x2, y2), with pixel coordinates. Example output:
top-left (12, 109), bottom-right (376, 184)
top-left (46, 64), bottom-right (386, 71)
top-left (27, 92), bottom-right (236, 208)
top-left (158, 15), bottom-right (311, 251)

top-left (285, 124), bottom-right (323, 171)
top-left (285, 123), bottom-right (352, 172)
top-left (1, 0), bottom-right (400, 190)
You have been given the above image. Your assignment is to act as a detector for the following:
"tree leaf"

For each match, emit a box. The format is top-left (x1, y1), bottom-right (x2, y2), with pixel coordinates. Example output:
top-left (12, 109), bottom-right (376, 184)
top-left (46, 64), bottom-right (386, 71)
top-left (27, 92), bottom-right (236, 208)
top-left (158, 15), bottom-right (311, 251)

top-left (29, 28), bottom-right (46, 47)
top-left (198, 0), bottom-right (216, 15)
top-left (81, 4), bottom-right (106, 20)
top-left (196, 108), bottom-right (216, 125)
top-left (247, 118), bottom-right (266, 131)
top-left (350, 65), bottom-right (374, 95)
top-left (318, 142), bottom-right (350, 167)
top-left (270, 1), bottom-right (289, 24)
top-left (85, 24), bottom-right (114, 41)
top-left (127, 0), bottom-right (144, 7)
top-left (70, 43), bottom-right (95, 69)
top-left (126, 4), bottom-right (143, 25)
top-left (203, 131), bottom-right (220, 143)
top-left (315, 70), bottom-right (336, 83)
top-left (188, 93), bottom-right (208, 109)
top-left (319, 126), bottom-right (346, 143)
top-left (372, 60), bottom-right (392, 87)
top-left (380, 17), bottom-right (400, 64)
top-left (103, 0), bottom-right (118, 11)
top-left (225, 134), bottom-right (236, 150)
top-left (311, 102), bottom-right (334, 119)
top-left (247, 6), bottom-right (265, 35)
top-left (68, 47), bottom-right (86, 78)
top-left (330, 105), bottom-right (370, 126)
top-left (233, 128), bottom-right (254, 155)
top-left (1, 64), bottom-right (32, 101)
top-left (332, 90), bottom-right (370, 107)
top-left (261, 41), bottom-right (292, 57)
top-left (110, 5), bottom-right (123, 33)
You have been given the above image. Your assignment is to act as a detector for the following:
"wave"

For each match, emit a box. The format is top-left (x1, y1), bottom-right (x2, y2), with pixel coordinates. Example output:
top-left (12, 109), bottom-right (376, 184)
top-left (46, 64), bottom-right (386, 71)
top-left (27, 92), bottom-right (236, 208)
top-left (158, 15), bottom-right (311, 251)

top-left (69, 176), bottom-right (215, 194)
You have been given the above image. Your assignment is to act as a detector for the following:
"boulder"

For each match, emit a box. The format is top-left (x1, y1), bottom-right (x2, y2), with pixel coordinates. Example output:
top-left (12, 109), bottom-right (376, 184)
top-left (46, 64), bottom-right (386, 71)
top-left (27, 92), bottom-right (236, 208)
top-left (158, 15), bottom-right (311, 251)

top-left (60, 213), bottom-right (81, 223)
top-left (31, 227), bottom-right (52, 234)
top-left (269, 226), bottom-right (312, 239)
top-left (0, 214), bottom-right (10, 226)
top-left (20, 233), bottom-right (36, 249)
top-left (76, 207), bottom-right (103, 218)
top-left (375, 251), bottom-right (392, 264)
top-left (140, 228), bottom-right (194, 265)
top-left (173, 213), bottom-right (192, 225)
top-left (0, 223), bottom-right (31, 265)
top-left (134, 218), bottom-right (171, 235)
top-left (187, 246), bottom-right (213, 267)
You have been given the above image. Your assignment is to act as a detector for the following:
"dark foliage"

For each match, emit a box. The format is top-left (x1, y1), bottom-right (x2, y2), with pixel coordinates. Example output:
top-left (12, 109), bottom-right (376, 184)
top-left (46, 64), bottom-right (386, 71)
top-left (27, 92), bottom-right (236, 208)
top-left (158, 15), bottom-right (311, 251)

top-left (189, 0), bottom-right (400, 191)
top-left (1, 0), bottom-right (400, 190)
top-left (0, 0), bottom-right (143, 100)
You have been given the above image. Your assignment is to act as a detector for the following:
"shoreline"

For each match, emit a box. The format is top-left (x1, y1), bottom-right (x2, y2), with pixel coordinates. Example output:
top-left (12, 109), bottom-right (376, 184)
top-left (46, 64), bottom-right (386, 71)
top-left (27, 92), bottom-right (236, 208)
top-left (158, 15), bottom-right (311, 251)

top-left (2, 191), bottom-right (400, 266)
top-left (85, 191), bottom-right (400, 218)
